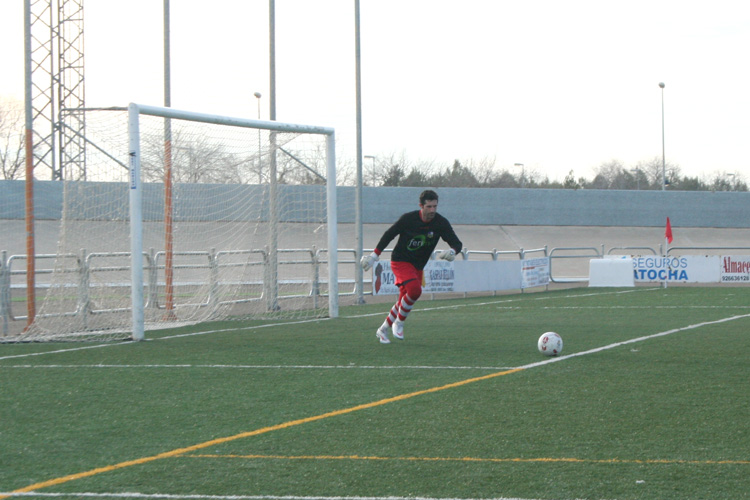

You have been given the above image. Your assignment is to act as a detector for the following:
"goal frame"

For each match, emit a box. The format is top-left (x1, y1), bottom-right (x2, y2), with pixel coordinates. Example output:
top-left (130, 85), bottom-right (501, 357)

top-left (128, 103), bottom-right (338, 341)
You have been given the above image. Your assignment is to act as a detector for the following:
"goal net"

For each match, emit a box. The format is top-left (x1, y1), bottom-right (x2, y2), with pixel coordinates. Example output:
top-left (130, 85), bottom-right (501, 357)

top-left (18, 104), bottom-right (341, 341)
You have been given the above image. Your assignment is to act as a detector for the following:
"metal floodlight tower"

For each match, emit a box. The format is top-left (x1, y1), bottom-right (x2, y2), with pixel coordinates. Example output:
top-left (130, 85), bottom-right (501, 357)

top-left (23, 0), bottom-right (86, 327)
top-left (659, 82), bottom-right (666, 191)
top-left (26, 0), bottom-right (55, 180)
top-left (26, 0), bottom-right (86, 181)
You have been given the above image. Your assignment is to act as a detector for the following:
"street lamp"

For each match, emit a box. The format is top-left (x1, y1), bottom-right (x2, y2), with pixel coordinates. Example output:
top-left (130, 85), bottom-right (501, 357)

top-left (631, 167), bottom-right (641, 190)
top-left (253, 92), bottom-right (262, 119)
top-left (659, 82), bottom-right (666, 191)
top-left (514, 163), bottom-right (525, 188)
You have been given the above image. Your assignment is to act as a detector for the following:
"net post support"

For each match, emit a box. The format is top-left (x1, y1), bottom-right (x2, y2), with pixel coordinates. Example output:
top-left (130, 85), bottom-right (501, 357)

top-left (326, 132), bottom-right (338, 318)
top-left (128, 103), bottom-right (145, 341)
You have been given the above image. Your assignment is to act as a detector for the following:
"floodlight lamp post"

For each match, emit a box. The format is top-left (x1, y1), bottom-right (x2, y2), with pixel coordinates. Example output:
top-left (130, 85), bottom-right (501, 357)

top-left (254, 92), bottom-right (262, 183)
top-left (659, 82), bottom-right (666, 191)
top-left (514, 163), bottom-right (525, 188)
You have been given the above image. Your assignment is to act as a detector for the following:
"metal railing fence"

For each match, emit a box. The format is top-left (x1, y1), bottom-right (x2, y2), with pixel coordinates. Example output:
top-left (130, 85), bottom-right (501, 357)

top-left (4, 244), bottom-right (750, 335)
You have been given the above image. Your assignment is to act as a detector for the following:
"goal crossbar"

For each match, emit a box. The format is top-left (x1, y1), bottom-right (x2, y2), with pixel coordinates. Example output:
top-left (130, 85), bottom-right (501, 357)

top-left (134, 103), bottom-right (336, 136)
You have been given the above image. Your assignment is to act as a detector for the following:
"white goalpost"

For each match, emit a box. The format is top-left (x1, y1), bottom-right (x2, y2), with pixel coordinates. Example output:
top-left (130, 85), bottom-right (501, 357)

top-left (18, 103), bottom-right (339, 342)
top-left (127, 104), bottom-right (338, 341)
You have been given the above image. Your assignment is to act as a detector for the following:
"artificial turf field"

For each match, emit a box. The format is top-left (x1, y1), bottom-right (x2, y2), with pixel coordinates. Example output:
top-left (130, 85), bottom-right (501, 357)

top-left (1, 286), bottom-right (749, 500)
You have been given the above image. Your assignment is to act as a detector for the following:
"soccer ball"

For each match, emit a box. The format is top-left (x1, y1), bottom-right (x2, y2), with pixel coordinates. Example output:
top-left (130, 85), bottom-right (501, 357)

top-left (538, 332), bottom-right (563, 356)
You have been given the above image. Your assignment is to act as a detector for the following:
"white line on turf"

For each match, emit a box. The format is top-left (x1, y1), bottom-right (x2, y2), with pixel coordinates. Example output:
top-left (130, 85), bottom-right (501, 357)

top-left (0, 287), bottom-right (664, 363)
top-left (0, 493), bottom-right (545, 500)
top-left (514, 312), bottom-right (750, 371)
top-left (4, 306), bottom-right (748, 374)
top-left (0, 364), bottom-right (517, 371)
top-left (0, 342), bottom-right (129, 361)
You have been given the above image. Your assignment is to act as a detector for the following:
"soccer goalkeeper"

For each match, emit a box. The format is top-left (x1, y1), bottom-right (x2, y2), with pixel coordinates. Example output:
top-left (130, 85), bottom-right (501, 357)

top-left (361, 189), bottom-right (463, 344)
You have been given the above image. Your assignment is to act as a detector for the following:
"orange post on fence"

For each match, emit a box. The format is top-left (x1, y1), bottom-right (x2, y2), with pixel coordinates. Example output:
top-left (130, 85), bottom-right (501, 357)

top-left (24, 127), bottom-right (35, 329)
top-left (163, 136), bottom-right (177, 321)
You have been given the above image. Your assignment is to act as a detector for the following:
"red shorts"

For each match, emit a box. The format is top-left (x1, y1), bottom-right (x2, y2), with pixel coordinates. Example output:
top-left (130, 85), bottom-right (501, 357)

top-left (390, 261), bottom-right (423, 289)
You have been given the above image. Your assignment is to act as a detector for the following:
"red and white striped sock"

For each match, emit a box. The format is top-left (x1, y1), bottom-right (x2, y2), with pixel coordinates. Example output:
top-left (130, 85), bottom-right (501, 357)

top-left (385, 300), bottom-right (400, 327)
top-left (397, 294), bottom-right (416, 321)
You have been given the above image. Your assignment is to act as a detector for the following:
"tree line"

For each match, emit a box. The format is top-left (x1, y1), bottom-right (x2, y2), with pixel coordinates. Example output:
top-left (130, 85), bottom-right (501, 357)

top-left (2, 98), bottom-right (745, 191)
top-left (364, 153), bottom-right (747, 192)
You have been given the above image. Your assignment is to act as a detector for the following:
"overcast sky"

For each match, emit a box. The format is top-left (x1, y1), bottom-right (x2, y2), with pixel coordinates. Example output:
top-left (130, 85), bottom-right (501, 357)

top-left (1, 0), bottom-right (749, 182)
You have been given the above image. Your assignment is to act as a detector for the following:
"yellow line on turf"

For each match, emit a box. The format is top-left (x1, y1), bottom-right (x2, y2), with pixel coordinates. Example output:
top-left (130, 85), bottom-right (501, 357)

top-left (186, 453), bottom-right (750, 466)
top-left (2, 367), bottom-right (524, 498)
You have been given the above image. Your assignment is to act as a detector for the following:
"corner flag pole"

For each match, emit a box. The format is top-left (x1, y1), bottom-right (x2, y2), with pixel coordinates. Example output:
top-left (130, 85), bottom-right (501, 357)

top-left (662, 236), bottom-right (670, 288)
top-left (663, 217), bottom-right (673, 289)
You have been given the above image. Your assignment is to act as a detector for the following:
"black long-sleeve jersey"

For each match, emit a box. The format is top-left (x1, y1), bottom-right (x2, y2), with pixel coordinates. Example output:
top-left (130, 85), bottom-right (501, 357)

top-left (375, 210), bottom-right (463, 270)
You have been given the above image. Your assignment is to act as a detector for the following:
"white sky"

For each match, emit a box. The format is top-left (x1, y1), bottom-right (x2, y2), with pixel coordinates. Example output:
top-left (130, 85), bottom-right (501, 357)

top-left (1, 0), bottom-right (749, 182)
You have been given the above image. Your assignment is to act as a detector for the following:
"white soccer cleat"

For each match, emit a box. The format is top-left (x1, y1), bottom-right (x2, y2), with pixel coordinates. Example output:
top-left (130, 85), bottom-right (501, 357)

top-left (376, 325), bottom-right (391, 344)
top-left (392, 320), bottom-right (404, 340)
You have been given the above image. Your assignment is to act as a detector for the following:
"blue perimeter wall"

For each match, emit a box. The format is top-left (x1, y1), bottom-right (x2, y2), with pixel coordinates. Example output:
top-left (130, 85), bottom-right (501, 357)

top-left (1, 180), bottom-right (747, 228)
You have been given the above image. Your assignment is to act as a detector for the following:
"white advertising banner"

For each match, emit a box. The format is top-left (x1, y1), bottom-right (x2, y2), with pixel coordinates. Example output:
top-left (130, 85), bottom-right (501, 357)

top-left (720, 255), bottom-right (750, 283)
top-left (424, 260), bottom-right (457, 292)
top-left (371, 255), bottom-right (746, 293)
top-left (453, 260), bottom-right (521, 292)
top-left (371, 260), bottom-right (456, 296)
top-left (632, 255), bottom-right (720, 283)
top-left (370, 259), bottom-right (540, 295)
top-left (370, 260), bottom-right (399, 296)
top-left (521, 257), bottom-right (550, 289)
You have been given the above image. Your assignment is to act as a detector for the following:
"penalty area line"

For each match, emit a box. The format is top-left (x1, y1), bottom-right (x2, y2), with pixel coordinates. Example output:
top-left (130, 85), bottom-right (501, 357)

top-left (0, 494), bottom-right (544, 500)
top-left (0, 363), bottom-right (517, 371)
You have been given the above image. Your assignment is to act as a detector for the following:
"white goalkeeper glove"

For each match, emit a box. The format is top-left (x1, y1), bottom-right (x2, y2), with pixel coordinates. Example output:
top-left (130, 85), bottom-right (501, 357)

top-left (360, 251), bottom-right (379, 271)
top-left (439, 249), bottom-right (456, 262)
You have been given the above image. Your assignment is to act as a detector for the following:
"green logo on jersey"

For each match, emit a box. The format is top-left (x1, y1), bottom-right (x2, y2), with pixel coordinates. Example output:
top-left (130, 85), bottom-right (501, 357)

top-left (407, 235), bottom-right (426, 251)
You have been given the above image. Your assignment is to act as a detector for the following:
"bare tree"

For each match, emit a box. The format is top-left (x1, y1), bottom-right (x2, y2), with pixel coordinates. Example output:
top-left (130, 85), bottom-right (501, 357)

top-left (0, 97), bottom-right (25, 180)
top-left (462, 156), bottom-right (498, 185)
top-left (140, 127), bottom-right (246, 184)
top-left (635, 156), bottom-right (681, 189)
top-left (334, 155), bottom-right (356, 186)
top-left (365, 151), bottom-right (415, 186)
top-left (591, 159), bottom-right (629, 189)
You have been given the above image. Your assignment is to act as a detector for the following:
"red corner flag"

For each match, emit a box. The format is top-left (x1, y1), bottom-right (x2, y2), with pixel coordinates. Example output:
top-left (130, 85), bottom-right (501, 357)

top-left (665, 217), bottom-right (673, 244)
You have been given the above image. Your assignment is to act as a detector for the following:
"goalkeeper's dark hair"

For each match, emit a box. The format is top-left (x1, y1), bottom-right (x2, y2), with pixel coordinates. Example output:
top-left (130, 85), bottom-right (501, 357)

top-left (419, 189), bottom-right (438, 205)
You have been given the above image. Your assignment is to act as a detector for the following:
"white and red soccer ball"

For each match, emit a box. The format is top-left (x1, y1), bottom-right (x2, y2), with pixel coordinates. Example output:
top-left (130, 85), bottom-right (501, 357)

top-left (538, 332), bottom-right (563, 356)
